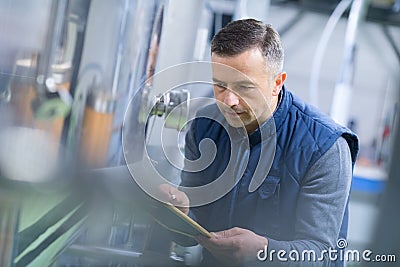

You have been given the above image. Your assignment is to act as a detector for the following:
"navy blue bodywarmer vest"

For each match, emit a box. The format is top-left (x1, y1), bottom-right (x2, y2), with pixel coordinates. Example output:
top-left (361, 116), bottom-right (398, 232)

top-left (181, 86), bottom-right (359, 266)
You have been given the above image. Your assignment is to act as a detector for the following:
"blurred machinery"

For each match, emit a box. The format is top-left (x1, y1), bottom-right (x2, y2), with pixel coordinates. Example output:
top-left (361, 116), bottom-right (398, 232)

top-left (0, 0), bottom-right (200, 266)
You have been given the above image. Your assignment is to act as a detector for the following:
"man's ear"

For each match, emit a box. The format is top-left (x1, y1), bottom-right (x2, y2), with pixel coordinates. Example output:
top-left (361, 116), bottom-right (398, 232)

top-left (273, 72), bottom-right (287, 96)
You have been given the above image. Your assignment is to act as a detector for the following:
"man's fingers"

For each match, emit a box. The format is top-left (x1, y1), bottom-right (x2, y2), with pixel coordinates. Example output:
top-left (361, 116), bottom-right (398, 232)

top-left (169, 192), bottom-right (187, 206)
top-left (215, 229), bottom-right (232, 238)
top-left (196, 234), bottom-right (236, 250)
top-left (166, 186), bottom-right (186, 204)
top-left (157, 184), bottom-right (190, 215)
top-left (158, 184), bottom-right (173, 202)
top-left (158, 184), bottom-right (186, 204)
top-left (213, 227), bottom-right (243, 239)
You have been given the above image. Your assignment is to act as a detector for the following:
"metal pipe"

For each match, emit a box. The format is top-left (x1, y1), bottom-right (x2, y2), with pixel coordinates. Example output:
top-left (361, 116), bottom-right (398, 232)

top-left (309, 0), bottom-right (352, 107)
top-left (35, 0), bottom-right (69, 94)
top-left (330, 0), bottom-right (371, 126)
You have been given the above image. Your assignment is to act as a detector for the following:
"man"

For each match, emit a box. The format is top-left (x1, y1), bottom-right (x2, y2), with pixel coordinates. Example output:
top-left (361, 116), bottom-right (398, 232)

top-left (164, 19), bottom-right (359, 266)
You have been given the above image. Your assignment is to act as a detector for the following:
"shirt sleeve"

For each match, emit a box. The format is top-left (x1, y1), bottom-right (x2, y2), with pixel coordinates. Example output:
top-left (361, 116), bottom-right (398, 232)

top-left (265, 136), bottom-right (352, 266)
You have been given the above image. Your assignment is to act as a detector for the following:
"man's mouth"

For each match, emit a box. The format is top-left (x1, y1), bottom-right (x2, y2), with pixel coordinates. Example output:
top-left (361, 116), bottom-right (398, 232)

top-left (223, 109), bottom-right (245, 117)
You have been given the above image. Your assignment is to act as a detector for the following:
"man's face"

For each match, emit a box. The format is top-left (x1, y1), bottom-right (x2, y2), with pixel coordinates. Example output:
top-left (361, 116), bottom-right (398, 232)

top-left (212, 47), bottom-right (284, 133)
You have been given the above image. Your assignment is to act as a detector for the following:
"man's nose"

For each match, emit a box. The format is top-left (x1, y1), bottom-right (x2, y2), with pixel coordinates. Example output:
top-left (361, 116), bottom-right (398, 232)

top-left (223, 90), bottom-right (240, 107)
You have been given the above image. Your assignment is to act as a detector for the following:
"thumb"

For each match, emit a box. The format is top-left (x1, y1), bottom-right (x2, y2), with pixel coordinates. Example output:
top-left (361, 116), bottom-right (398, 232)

top-left (214, 230), bottom-right (232, 239)
top-left (214, 227), bottom-right (242, 239)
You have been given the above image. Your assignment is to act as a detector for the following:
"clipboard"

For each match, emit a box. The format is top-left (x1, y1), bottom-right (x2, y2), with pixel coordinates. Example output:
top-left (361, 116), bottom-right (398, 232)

top-left (90, 165), bottom-right (212, 238)
top-left (147, 202), bottom-right (212, 238)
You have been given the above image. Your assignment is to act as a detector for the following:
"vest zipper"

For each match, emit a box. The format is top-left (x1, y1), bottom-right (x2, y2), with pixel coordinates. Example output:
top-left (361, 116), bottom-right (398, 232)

top-left (228, 138), bottom-right (249, 228)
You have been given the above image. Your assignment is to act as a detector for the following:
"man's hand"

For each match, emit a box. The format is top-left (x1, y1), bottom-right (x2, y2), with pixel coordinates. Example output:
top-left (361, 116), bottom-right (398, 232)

top-left (196, 227), bottom-right (268, 266)
top-left (158, 184), bottom-right (190, 215)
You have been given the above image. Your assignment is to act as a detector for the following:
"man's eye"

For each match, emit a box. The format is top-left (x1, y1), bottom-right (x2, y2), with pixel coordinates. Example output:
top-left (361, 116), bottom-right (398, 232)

top-left (215, 83), bottom-right (226, 90)
top-left (237, 86), bottom-right (254, 91)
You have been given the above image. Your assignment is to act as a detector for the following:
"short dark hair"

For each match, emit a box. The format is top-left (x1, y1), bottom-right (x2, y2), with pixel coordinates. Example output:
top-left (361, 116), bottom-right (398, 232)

top-left (211, 19), bottom-right (284, 76)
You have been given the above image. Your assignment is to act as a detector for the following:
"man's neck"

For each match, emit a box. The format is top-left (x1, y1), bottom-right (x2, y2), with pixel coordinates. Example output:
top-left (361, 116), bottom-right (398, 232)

top-left (245, 92), bottom-right (282, 134)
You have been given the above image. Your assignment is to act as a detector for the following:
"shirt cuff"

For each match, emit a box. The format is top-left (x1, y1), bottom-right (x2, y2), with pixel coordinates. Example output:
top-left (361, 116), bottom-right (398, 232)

top-left (267, 238), bottom-right (290, 254)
